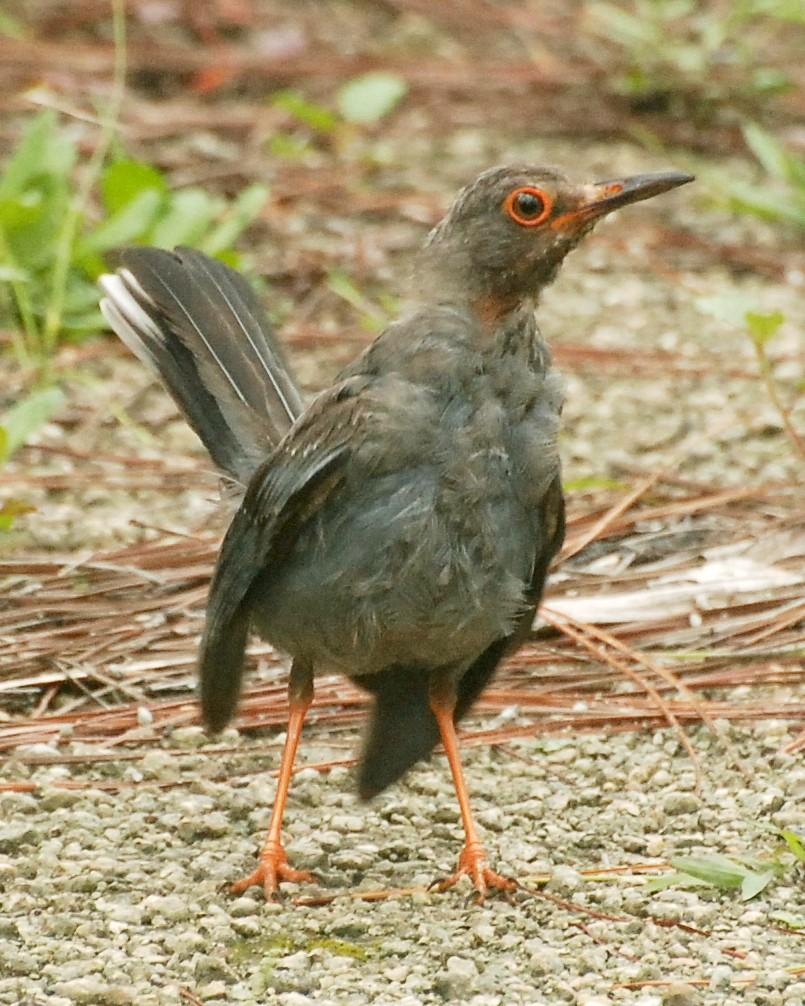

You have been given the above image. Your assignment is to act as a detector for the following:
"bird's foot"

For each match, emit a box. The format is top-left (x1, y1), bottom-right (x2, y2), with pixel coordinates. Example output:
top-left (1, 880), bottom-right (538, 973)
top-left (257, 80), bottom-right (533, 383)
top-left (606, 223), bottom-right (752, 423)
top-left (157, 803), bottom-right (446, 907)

top-left (429, 841), bottom-right (518, 904)
top-left (230, 840), bottom-right (316, 901)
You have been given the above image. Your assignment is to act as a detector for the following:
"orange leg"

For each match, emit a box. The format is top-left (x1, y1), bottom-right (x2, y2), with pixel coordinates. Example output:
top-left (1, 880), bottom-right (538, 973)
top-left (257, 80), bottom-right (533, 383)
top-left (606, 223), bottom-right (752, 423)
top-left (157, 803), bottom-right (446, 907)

top-left (230, 660), bottom-right (316, 900)
top-left (429, 684), bottom-right (517, 904)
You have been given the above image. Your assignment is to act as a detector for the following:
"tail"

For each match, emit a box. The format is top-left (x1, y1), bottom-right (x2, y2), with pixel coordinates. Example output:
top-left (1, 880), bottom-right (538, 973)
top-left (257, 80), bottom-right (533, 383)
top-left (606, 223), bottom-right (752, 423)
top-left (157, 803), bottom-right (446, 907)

top-left (357, 639), bottom-right (514, 799)
top-left (99, 246), bottom-right (304, 484)
top-left (357, 667), bottom-right (440, 799)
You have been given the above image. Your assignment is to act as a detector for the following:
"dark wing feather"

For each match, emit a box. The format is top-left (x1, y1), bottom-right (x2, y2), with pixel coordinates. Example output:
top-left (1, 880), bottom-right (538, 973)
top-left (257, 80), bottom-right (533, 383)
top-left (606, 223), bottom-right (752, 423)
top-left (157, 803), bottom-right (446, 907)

top-left (199, 383), bottom-right (367, 731)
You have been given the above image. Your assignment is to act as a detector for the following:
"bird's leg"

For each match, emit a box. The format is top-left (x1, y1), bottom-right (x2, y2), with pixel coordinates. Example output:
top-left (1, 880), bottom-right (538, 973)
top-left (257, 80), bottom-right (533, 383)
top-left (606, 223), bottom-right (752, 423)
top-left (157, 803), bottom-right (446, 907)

top-left (428, 680), bottom-right (517, 903)
top-left (230, 660), bottom-right (316, 900)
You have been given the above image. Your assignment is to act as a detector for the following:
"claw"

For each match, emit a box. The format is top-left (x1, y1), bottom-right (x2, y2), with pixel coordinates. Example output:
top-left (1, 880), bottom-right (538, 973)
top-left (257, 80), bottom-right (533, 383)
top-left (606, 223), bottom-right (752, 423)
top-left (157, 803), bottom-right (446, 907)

top-left (430, 841), bottom-right (517, 904)
top-left (230, 840), bottom-right (316, 901)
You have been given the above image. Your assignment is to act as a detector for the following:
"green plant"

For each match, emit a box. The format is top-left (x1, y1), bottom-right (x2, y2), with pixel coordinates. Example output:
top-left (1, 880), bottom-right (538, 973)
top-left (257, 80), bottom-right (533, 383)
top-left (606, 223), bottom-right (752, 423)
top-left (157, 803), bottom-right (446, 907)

top-left (590, 0), bottom-right (797, 114)
top-left (0, 110), bottom-right (267, 368)
top-left (696, 295), bottom-right (803, 459)
top-left (0, 386), bottom-right (64, 531)
top-left (268, 73), bottom-right (408, 159)
top-left (720, 122), bottom-right (805, 228)
top-left (646, 829), bottom-right (805, 901)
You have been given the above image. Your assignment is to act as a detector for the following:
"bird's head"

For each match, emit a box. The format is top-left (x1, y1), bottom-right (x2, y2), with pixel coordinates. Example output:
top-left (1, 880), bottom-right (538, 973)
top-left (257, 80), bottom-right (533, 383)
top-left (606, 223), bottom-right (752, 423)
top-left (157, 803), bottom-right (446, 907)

top-left (419, 164), bottom-right (693, 325)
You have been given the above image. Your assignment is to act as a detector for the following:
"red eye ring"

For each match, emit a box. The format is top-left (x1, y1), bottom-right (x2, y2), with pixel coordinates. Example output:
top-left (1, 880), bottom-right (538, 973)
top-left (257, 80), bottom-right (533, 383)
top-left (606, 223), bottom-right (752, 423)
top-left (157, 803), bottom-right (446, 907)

top-left (504, 186), bottom-right (553, 227)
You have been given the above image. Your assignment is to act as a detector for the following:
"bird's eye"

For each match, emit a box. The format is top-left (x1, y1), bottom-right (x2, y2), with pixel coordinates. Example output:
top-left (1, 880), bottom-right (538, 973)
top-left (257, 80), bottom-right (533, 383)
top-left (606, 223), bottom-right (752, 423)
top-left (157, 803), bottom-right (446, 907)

top-left (504, 186), bottom-right (553, 227)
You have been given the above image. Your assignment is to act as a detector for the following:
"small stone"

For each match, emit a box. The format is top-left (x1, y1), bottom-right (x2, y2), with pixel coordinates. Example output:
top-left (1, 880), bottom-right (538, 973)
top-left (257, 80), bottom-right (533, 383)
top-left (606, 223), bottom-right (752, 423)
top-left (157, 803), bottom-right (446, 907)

top-left (229, 896), bottom-right (261, 918)
top-left (436, 955), bottom-right (479, 998)
top-left (52, 978), bottom-right (129, 1004)
top-left (708, 965), bottom-right (733, 989)
top-left (0, 822), bottom-right (38, 852)
top-left (646, 835), bottom-right (665, 857)
top-left (476, 807), bottom-right (505, 831)
top-left (141, 893), bottom-right (191, 923)
top-left (40, 788), bottom-right (83, 810)
top-left (178, 811), bottom-right (230, 841)
top-left (0, 941), bottom-right (39, 975)
top-left (194, 955), bottom-right (233, 982)
top-left (547, 864), bottom-right (582, 892)
top-left (472, 922), bottom-right (496, 943)
top-left (103, 903), bottom-right (143, 926)
top-left (662, 982), bottom-right (700, 1006)
top-left (663, 793), bottom-right (701, 815)
top-left (329, 813), bottom-right (363, 833)
top-left (529, 946), bottom-right (563, 975)
top-left (136, 706), bottom-right (154, 726)
top-left (446, 956), bottom-right (478, 981)
top-left (276, 951), bottom-right (310, 971)
top-left (140, 750), bottom-right (179, 780)
top-left (329, 847), bottom-right (376, 871)
top-left (170, 725), bottom-right (208, 748)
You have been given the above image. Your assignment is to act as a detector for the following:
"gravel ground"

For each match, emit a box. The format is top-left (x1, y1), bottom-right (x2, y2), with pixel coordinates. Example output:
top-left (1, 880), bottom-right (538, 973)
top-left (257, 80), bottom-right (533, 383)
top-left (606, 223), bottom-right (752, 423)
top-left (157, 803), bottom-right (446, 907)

top-left (1, 720), bottom-right (803, 1006)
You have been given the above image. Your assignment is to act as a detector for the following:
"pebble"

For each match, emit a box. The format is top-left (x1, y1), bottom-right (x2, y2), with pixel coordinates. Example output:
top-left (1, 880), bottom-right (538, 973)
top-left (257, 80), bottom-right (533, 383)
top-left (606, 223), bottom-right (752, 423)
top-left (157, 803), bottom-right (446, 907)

top-left (662, 982), bottom-right (700, 1005)
top-left (51, 978), bottom-right (136, 1004)
top-left (0, 823), bottom-right (38, 852)
top-left (547, 864), bottom-right (583, 892)
top-left (662, 793), bottom-right (701, 815)
top-left (170, 726), bottom-right (208, 748)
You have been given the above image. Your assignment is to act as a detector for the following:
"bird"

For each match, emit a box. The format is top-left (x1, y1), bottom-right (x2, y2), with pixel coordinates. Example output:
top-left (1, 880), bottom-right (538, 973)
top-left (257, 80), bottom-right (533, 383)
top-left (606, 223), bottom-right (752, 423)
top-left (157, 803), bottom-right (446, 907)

top-left (100, 163), bottom-right (693, 902)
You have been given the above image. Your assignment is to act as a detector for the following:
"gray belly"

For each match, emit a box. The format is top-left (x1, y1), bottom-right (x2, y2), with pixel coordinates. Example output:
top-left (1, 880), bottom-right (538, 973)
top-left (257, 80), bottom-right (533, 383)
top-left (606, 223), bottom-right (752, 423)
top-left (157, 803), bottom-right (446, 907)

top-left (250, 470), bottom-right (537, 677)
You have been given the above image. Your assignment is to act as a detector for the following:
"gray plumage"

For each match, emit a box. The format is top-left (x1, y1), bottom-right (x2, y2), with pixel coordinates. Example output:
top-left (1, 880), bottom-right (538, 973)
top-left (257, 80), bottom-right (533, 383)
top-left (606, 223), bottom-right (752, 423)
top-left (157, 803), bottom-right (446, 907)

top-left (99, 163), bottom-right (691, 802)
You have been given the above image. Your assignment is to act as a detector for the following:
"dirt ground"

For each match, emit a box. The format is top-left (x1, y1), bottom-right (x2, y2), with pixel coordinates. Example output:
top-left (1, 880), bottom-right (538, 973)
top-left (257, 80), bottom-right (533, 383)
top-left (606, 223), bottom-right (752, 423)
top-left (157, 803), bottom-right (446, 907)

top-left (1, 3), bottom-right (804, 1005)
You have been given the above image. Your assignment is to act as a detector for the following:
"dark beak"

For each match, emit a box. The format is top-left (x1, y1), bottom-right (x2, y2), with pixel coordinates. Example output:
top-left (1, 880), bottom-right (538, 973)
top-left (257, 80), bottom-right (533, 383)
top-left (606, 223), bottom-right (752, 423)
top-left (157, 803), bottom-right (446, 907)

top-left (587, 171), bottom-right (694, 213)
top-left (552, 170), bottom-right (694, 231)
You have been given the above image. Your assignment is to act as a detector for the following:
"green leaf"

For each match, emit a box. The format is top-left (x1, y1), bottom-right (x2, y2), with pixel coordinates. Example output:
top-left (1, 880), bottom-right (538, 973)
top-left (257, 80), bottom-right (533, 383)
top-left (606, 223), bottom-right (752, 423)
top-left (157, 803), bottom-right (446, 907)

top-left (272, 89), bottom-right (338, 133)
top-left (0, 263), bottom-right (29, 282)
top-left (2, 176), bottom-right (71, 269)
top-left (201, 183), bottom-right (268, 256)
top-left (336, 72), bottom-right (408, 124)
top-left (644, 871), bottom-right (711, 893)
top-left (740, 870), bottom-right (775, 901)
top-left (0, 497), bottom-right (35, 530)
top-left (79, 189), bottom-right (163, 255)
top-left (148, 188), bottom-right (220, 248)
top-left (0, 387), bottom-right (65, 458)
top-left (0, 191), bottom-right (45, 231)
top-left (102, 159), bottom-right (167, 215)
top-left (770, 911), bottom-right (805, 929)
top-left (742, 123), bottom-right (792, 181)
top-left (669, 855), bottom-right (748, 890)
top-left (0, 111), bottom-right (56, 198)
top-left (0, 11), bottom-right (29, 39)
top-left (780, 829), bottom-right (805, 863)
top-left (564, 476), bottom-right (629, 492)
top-left (724, 179), bottom-right (805, 228)
top-left (745, 309), bottom-right (784, 347)
top-left (0, 425), bottom-right (6, 463)
top-left (268, 133), bottom-right (311, 159)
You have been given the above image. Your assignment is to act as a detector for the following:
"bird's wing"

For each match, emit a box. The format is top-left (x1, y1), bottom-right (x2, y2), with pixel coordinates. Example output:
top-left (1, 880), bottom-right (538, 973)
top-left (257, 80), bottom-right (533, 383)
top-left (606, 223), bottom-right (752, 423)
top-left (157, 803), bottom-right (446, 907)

top-left (199, 379), bottom-right (369, 730)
